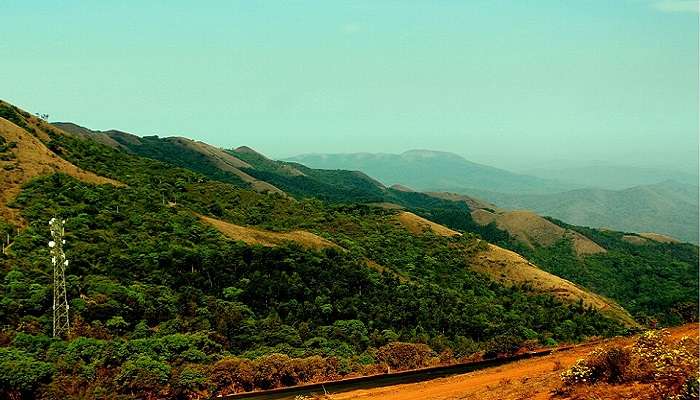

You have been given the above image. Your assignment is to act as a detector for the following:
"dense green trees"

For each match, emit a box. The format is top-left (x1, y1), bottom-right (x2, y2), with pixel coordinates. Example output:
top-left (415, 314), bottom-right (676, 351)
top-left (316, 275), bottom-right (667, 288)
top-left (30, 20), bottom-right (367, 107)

top-left (520, 219), bottom-right (699, 326)
top-left (0, 169), bottom-right (622, 398)
top-left (0, 111), bottom-right (695, 399)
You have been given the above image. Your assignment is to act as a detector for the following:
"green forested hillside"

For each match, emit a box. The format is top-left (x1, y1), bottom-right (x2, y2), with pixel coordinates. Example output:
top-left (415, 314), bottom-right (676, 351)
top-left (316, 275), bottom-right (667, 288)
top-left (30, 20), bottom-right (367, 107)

top-left (0, 102), bottom-right (696, 399)
top-left (1, 105), bottom-right (625, 399)
top-left (523, 218), bottom-right (699, 326)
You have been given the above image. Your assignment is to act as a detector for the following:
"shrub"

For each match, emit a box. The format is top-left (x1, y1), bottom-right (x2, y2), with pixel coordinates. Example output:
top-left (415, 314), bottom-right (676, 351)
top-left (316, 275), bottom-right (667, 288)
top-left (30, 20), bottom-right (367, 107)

top-left (561, 329), bottom-right (699, 398)
top-left (209, 357), bottom-right (255, 394)
top-left (116, 355), bottom-right (171, 397)
top-left (0, 348), bottom-right (54, 398)
top-left (253, 353), bottom-right (295, 389)
top-left (172, 364), bottom-right (212, 398)
top-left (375, 342), bottom-right (434, 370)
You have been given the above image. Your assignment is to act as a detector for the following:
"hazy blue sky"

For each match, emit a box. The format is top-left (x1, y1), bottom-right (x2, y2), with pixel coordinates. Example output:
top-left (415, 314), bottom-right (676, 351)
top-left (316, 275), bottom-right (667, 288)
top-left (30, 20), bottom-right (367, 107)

top-left (1, 1), bottom-right (698, 171)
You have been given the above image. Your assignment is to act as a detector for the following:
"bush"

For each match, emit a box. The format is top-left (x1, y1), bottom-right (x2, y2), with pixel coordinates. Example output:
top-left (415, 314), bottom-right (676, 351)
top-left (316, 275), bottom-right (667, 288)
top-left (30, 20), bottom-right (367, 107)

top-left (172, 364), bottom-right (212, 398)
top-left (375, 342), bottom-right (434, 370)
top-left (561, 329), bottom-right (699, 398)
top-left (0, 348), bottom-right (55, 398)
top-left (210, 357), bottom-right (255, 394)
top-left (116, 355), bottom-right (171, 397)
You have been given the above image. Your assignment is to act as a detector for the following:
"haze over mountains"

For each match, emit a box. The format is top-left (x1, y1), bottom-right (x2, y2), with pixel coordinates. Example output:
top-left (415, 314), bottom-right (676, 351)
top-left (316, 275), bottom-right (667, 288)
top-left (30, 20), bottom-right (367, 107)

top-left (1, 99), bottom-right (698, 399)
top-left (288, 151), bottom-right (700, 242)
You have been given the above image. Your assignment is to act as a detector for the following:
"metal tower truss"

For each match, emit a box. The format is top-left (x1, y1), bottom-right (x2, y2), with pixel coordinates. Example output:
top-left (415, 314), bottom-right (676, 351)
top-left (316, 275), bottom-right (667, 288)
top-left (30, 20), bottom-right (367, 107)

top-left (49, 217), bottom-right (70, 338)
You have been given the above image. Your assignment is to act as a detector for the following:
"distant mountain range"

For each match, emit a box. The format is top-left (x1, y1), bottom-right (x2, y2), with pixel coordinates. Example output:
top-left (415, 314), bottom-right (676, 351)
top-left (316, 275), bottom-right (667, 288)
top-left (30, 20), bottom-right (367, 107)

top-left (50, 124), bottom-right (700, 242)
top-left (2, 97), bottom-right (697, 400)
top-left (467, 180), bottom-right (699, 243)
top-left (522, 164), bottom-right (698, 190)
top-left (288, 150), bottom-right (699, 242)
top-left (286, 150), bottom-right (573, 195)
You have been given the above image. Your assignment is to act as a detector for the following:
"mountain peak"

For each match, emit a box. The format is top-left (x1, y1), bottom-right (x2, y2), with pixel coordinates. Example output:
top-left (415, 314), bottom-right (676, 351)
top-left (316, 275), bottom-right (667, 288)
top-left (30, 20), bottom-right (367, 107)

top-left (400, 149), bottom-right (466, 161)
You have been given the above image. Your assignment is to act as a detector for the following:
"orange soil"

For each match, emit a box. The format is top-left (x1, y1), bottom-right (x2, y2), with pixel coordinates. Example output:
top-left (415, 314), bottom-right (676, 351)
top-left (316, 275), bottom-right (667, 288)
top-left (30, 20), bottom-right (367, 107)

top-left (330, 324), bottom-right (699, 400)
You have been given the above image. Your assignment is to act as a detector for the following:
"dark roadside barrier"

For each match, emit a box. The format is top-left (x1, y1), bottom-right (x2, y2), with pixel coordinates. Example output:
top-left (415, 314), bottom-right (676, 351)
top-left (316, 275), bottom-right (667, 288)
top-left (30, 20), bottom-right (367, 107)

top-left (219, 346), bottom-right (574, 400)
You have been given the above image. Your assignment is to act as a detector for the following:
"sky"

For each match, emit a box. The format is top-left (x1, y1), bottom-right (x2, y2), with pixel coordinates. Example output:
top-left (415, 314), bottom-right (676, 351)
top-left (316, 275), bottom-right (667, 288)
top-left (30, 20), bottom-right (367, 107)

top-left (1, 0), bottom-right (698, 172)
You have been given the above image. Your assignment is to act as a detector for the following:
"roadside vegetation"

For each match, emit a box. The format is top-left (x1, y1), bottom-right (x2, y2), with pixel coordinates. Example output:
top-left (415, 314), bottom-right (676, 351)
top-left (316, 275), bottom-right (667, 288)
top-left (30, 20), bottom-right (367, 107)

top-left (0, 103), bottom-right (696, 399)
top-left (558, 329), bottom-right (698, 399)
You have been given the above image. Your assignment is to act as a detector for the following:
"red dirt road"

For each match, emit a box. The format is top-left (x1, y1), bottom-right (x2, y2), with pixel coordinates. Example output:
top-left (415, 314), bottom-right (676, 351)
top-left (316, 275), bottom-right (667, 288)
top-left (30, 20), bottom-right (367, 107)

top-left (329, 324), bottom-right (699, 400)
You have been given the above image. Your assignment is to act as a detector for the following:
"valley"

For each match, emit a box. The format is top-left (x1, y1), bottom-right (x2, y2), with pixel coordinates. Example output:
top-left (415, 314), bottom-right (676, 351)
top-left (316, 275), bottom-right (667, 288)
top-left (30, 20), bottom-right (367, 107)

top-left (0, 100), bottom-right (697, 399)
top-left (288, 151), bottom-right (699, 243)
top-left (2, 2), bottom-right (697, 399)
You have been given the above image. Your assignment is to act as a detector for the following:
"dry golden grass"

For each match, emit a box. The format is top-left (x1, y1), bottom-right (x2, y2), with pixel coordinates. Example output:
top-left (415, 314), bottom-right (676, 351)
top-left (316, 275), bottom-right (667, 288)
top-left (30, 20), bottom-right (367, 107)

top-left (389, 184), bottom-right (416, 192)
top-left (367, 202), bottom-right (405, 210)
top-left (392, 210), bottom-right (631, 325)
top-left (638, 232), bottom-right (680, 244)
top-left (425, 191), bottom-right (496, 211)
top-left (621, 235), bottom-right (649, 245)
top-left (395, 211), bottom-right (461, 237)
top-left (0, 117), bottom-right (123, 226)
top-left (470, 243), bottom-right (636, 327)
top-left (471, 209), bottom-right (606, 256)
top-left (171, 137), bottom-right (287, 196)
top-left (198, 214), bottom-right (338, 251)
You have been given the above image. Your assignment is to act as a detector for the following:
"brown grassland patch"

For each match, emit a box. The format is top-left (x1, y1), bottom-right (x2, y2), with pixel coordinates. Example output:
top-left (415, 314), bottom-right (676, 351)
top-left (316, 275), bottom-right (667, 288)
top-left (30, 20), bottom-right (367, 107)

top-left (198, 214), bottom-right (338, 251)
top-left (395, 211), bottom-right (461, 237)
top-left (471, 209), bottom-right (606, 256)
top-left (393, 210), bottom-right (633, 326)
top-left (639, 232), bottom-right (680, 244)
top-left (470, 243), bottom-right (636, 327)
top-left (0, 117), bottom-right (123, 226)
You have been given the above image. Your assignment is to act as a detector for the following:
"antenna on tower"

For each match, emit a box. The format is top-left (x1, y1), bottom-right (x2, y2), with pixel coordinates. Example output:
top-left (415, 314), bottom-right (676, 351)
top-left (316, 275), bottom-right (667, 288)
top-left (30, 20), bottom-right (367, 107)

top-left (49, 217), bottom-right (70, 338)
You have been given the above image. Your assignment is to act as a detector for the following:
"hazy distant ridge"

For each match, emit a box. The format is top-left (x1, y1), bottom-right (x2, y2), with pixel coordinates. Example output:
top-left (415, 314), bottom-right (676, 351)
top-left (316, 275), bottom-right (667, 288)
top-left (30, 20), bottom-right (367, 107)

top-left (288, 150), bottom-right (699, 243)
top-left (286, 150), bottom-right (572, 195)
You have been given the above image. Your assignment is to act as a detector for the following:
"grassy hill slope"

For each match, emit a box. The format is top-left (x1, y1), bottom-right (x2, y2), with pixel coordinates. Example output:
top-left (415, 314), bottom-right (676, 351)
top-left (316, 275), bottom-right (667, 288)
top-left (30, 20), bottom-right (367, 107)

top-left (287, 150), bottom-right (699, 243)
top-left (1, 101), bottom-right (633, 399)
top-left (47, 114), bottom-right (699, 327)
top-left (468, 181), bottom-right (699, 243)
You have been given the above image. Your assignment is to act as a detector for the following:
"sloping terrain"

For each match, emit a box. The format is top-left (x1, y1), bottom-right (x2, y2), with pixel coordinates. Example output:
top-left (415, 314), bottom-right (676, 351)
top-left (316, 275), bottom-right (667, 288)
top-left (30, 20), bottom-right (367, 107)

top-left (53, 122), bottom-right (286, 195)
top-left (424, 191), bottom-right (496, 212)
top-left (0, 111), bottom-right (122, 225)
top-left (47, 114), bottom-right (698, 327)
top-left (523, 163), bottom-right (699, 190)
top-left (288, 150), bottom-right (699, 243)
top-left (395, 211), bottom-right (461, 237)
top-left (621, 234), bottom-right (650, 245)
top-left (394, 211), bottom-right (634, 326)
top-left (468, 181), bottom-right (699, 243)
top-left (638, 232), bottom-right (679, 243)
top-left (0, 99), bottom-right (696, 400)
top-left (470, 209), bottom-right (606, 256)
top-left (287, 150), bottom-right (571, 195)
top-left (198, 214), bottom-right (338, 251)
top-left (470, 244), bottom-right (634, 326)
top-left (230, 146), bottom-right (391, 203)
